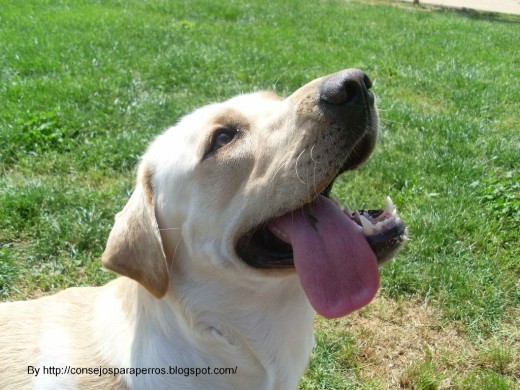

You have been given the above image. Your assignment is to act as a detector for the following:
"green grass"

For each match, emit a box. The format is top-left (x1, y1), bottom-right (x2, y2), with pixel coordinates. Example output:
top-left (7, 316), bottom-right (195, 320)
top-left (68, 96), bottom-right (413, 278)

top-left (1, 0), bottom-right (519, 388)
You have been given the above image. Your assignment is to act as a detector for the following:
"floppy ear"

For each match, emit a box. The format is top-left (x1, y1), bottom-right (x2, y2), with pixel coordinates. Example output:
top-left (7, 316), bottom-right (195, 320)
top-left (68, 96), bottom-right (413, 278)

top-left (102, 163), bottom-right (169, 298)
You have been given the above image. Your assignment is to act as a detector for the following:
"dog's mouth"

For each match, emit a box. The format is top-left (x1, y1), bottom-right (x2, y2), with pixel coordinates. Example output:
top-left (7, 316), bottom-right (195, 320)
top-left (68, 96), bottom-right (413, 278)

top-left (238, 192), bottom-right (406, 266)
top-left (235, 174), bottom-right (407, 319)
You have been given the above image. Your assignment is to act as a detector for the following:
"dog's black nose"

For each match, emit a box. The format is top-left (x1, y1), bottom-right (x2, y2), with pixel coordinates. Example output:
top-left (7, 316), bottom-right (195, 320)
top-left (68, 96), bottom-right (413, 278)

top-left (319, 69), bottom-right (374, 107)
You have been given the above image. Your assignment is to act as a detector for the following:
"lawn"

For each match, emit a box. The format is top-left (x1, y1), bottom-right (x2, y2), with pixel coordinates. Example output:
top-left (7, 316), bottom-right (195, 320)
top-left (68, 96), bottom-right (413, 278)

top-left (1, 0), bottom-right (519, 388)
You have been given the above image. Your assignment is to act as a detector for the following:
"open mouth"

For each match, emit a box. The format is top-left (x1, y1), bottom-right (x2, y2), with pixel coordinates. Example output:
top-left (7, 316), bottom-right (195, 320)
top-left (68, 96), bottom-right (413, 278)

top-left (235, 174), bottom-right (407, 319)
top-left (236, 183), bottom-right (407, 269)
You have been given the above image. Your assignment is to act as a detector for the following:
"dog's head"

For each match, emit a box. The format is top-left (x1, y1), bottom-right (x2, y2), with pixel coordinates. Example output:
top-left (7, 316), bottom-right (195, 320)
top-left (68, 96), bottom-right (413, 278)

top-left (102, 69), bottom-right (406, 317)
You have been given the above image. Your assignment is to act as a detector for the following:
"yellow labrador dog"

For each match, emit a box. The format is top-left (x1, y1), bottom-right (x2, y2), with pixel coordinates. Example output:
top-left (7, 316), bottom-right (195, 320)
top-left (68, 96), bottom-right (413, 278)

top-left (0, 69), bottom-right (406, 389)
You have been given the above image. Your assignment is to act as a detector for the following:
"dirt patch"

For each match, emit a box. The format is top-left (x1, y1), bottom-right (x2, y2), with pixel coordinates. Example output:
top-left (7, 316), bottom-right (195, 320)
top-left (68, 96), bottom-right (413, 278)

top-left (353, 296), bottom-right (475, 388)
top-left (315, 294), bottom-right (519, 388)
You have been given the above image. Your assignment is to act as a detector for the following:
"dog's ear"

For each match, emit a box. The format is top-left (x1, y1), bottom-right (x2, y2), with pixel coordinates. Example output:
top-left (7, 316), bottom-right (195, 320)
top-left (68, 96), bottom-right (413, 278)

top-left (102, 163), bottom-right (169, 299)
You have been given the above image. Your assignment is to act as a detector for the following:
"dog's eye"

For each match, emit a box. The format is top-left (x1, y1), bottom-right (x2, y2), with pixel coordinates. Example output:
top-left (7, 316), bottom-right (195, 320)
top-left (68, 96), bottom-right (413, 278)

top-left (202, 127), bottom-right (240, 160)
top-left (215, 132), bottom-right (234, 148)
top-left (210, 128), bottom-right (238, 153)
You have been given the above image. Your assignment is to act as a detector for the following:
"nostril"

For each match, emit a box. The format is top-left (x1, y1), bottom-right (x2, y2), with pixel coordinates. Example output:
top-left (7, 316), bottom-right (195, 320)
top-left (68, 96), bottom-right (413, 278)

top-left (363, 74), bottom-right (372, 90)
top-left (344, 81), bottom-right (359, 105)
top-left (364, 74), bottom-right (375, 106)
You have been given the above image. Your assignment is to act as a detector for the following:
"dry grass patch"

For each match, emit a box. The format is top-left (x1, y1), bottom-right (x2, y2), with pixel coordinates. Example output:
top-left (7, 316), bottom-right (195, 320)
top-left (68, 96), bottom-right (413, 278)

top-left (315, 295), bottom-right (519, 389)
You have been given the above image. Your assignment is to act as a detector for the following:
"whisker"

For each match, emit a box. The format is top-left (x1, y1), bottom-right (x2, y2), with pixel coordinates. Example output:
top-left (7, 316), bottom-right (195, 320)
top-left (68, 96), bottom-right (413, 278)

top-left (267, 150), bottom-right (293, 195)
top-left (167, 236), bottom-right (184, 275)
top-left (310, 143), bottom-right (320, 196)
top-left (295, 148), bottom-right (307, 185)
top-left (310, 143), bottom-right (320, 164)
top-left (313, 162), bottom-right (318, 197)
top-left (379, 118), bottom-right (404, 125)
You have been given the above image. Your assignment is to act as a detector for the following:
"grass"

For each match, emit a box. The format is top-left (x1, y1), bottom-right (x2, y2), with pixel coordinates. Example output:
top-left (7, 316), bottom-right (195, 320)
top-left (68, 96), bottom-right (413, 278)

top-left (1, 0), bottom-right (519, 388)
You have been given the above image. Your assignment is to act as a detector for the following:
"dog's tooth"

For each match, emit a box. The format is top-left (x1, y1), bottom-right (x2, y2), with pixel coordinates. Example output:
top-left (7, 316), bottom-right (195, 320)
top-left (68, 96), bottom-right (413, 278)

top-left (344, 204), bottom-right (353, 216)
top-left (385, 196), bottom-right (396, 214)
top-left (358, 213), bottom-right (374, 235)
top-left (375, 221), bottom-right (383, 232)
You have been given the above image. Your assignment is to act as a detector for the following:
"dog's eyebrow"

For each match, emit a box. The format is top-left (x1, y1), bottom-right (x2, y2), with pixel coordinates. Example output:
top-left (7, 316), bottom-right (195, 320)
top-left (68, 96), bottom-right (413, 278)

top-left (209, 108), bottom-right (250, 129)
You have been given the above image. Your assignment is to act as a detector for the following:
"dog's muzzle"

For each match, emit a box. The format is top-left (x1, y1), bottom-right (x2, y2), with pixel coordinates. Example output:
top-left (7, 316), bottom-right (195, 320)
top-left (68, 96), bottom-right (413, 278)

top-left (236, 68), bottom-right (405, 278)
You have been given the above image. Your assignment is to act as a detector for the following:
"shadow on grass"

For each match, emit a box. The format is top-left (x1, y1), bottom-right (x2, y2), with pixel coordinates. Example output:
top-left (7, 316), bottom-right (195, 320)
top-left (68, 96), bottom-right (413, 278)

top-left (381, 0), bottom-right (520, 24)
top-left (450, 7), bottom-right (519, 24)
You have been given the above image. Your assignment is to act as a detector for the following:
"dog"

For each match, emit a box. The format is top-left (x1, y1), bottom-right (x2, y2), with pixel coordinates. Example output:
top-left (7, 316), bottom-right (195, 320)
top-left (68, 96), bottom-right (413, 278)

top-left (0, 69), bottom-right (406, 389)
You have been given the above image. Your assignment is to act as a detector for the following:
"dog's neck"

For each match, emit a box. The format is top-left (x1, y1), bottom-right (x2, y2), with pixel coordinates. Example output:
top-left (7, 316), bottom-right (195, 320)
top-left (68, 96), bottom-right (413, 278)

top-left (111, 267), bottom-right (315, 389)
top-left (175, 264), bottom-right (315, 386)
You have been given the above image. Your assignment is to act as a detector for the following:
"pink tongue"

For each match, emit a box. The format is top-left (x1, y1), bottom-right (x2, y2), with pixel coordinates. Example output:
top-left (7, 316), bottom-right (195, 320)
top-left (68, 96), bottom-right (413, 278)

top-left (267, 196), bottom-right (379, 318)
